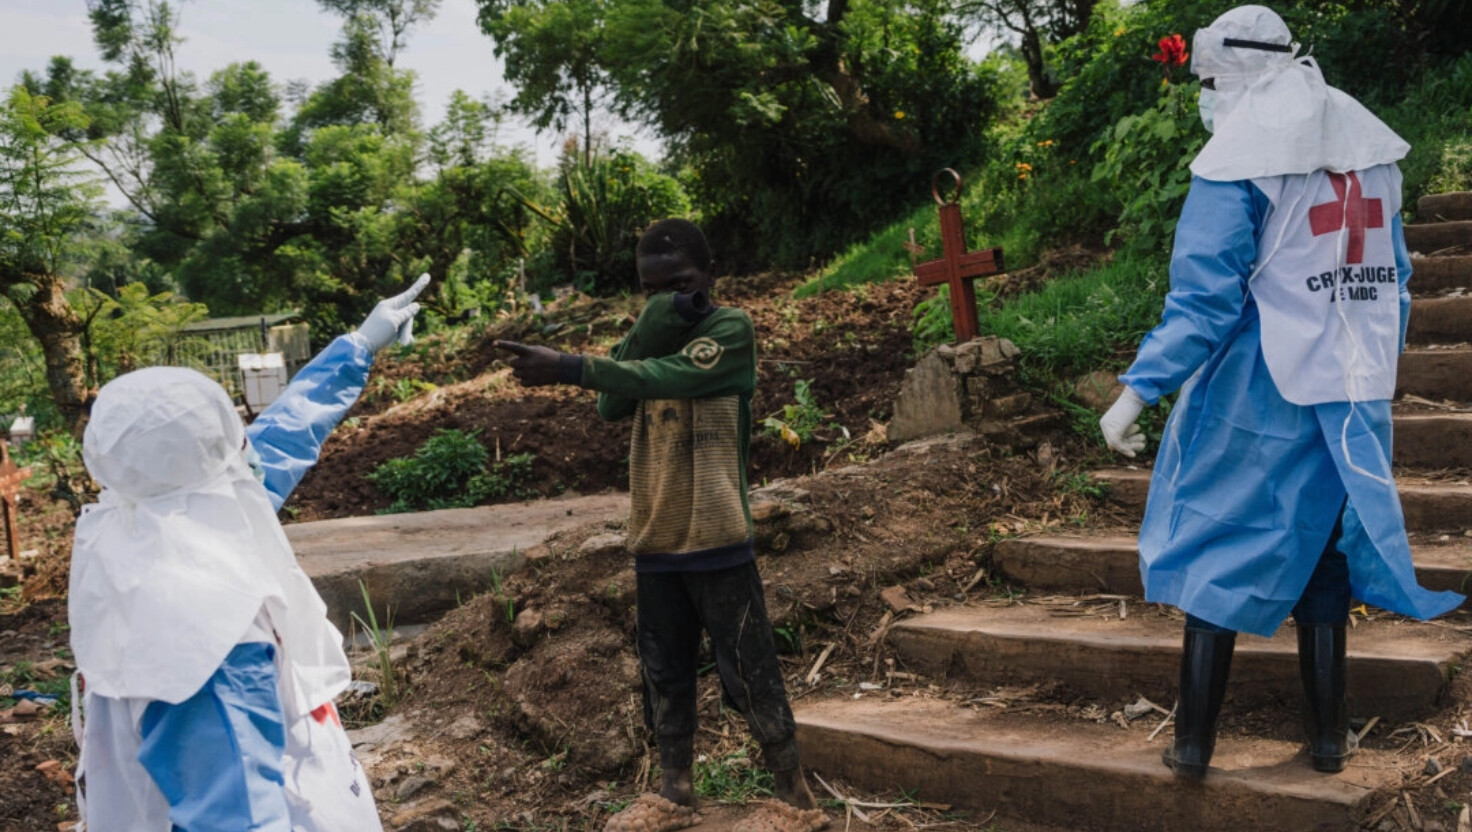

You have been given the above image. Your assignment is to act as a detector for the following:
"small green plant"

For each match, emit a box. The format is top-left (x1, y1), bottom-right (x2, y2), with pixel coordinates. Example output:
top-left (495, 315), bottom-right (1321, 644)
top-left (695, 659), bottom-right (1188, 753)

top-left (392, 378), bottom-right (437, 403)
top-left (762, 380), bottom-right (839, 450)
top-left (369, 429), bottom-right (537, 512)
top-left (349, 580), bottom-right (399, 707)
top-left (694, 743), bottom-right (774, 803)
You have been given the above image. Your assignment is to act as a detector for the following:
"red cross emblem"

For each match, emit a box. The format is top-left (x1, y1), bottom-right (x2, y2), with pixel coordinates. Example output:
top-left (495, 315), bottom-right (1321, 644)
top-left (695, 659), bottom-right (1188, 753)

top-left (1308, 171), bottom-right (1383, 264)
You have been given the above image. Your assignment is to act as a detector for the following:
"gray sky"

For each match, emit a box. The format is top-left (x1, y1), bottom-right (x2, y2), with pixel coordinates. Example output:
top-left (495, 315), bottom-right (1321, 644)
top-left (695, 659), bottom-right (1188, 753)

top-left (0, 0), bottom-right (661, 173)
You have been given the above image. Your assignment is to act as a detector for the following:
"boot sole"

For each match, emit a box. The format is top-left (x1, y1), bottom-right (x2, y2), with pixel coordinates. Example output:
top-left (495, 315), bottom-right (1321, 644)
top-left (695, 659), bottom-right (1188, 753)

top-left (1162, 749), bottom-right (1209, 780)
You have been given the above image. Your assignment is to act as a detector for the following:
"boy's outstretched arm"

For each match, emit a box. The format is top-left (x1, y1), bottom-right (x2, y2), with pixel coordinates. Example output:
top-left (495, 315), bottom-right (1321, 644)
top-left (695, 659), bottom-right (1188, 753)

top-left (497, 313), bottom-right (755, 403)
top-left (246, 275), bottom-right (430, 510)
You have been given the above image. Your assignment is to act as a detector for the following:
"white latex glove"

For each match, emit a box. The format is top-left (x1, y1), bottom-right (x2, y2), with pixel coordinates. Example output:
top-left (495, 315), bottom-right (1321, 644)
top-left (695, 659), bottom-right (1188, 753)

top-left (1099, 386), bottom-right (1148, 458)
top-left (357, 273), bottom-right (430, 351)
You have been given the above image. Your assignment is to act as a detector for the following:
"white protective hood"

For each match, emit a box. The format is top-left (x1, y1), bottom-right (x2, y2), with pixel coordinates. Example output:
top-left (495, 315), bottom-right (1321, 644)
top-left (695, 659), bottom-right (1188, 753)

top-left (70, 368), bottom-right (350, 712)
top-left (1188, 5), bottom-right (1408, 182)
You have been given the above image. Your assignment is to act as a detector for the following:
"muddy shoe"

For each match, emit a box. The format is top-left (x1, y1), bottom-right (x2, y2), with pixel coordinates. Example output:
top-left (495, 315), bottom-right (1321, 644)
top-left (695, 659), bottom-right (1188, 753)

top-left (604, 793), bottom-right (701, 832)
top-left (733, 799), bottom-right (830, 832)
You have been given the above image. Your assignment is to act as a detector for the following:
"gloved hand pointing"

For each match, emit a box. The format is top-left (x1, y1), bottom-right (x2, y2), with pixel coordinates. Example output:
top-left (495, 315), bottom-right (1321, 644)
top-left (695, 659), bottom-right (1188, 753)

top-left (357, 273), bottom-right (431, 351)
top-left (1099, 386), bottom-right (1148, 458)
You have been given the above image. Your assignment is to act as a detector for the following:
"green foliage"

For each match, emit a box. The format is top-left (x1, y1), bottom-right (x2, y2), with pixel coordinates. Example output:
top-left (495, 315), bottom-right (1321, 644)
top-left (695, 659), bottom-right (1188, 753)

top-left (369, 429), bottom-right (537, 512)
top-left (762, 379), bottom-right (839, 450)
top-left (1382, 53), bottom-right (1472, 209)
top-left (693, 742), bottom-right (774, 803)
top-left (1091, 80), bottom-right (1205, 252)
top-left (536, 148), bottom-right (691, 295)
top-left (479, 0), bottom-right (1006, 269)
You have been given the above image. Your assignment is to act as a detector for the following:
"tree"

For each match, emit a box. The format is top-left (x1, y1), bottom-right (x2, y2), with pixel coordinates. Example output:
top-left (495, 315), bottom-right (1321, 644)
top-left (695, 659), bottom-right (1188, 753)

top-left (477, 0), bottom-right (1005, 267)
top-left (0, 86), bottom-right (104, 434)
top-left (315, 0), bottom-right (443, 67)
top-left (477, 0), bottom-right (610, 164)
top-left (956, 0), bottom-right (1102, 99)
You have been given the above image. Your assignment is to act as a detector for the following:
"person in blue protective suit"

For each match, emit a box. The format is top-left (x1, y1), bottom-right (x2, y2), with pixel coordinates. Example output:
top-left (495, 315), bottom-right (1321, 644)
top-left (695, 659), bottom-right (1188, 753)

top-left (67, 275), bottom-right (429, 831)
top-left (1098, 6), bottom-right (1463, 780)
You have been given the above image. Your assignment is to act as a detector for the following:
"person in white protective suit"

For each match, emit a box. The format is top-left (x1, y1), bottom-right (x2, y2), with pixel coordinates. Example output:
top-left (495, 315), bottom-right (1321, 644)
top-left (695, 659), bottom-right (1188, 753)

top-left (1098, 6), bottom-right (1463, 780)
top-left (68, 275), bottom-right (429, 831)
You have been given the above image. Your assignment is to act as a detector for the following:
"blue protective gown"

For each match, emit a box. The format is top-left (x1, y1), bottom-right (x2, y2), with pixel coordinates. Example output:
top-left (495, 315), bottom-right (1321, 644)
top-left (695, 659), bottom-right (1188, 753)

top-left (137, 334), bottom-right (373, 828)
top-left (1120, 177), bottom-right (1464, 637)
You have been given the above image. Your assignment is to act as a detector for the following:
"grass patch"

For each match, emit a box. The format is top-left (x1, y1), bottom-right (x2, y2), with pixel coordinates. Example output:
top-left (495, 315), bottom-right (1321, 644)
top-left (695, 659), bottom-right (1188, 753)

top-left (694, 742), bottom-right (774, 803)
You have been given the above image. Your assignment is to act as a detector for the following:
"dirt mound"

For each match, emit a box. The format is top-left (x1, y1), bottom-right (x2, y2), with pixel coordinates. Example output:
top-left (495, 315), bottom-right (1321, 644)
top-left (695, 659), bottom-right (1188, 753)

top-left (286, 274), bottom-right (925, 522)
top-left (364, 433), bottom-right (1112, 829)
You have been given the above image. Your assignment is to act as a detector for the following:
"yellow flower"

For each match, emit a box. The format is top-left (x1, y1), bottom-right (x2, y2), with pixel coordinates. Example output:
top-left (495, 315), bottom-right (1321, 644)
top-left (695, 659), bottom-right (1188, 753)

top-left (1114, 26), bottom-right (1126, 37)
top-left (1018, 173), bottom-right (1028, 180)
top-left (1036, 139), bottom-right (1054, 147)
top-left (894, 110), bottom-right (905, 120)
top-left (1161, 77), bottom-right (1170, 88)
top-left (1015, 162), bottom-right (1033, 172)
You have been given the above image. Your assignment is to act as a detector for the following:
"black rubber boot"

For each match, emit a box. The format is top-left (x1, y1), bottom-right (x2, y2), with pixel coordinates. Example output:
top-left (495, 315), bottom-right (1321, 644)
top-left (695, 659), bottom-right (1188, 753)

top-left (1163, 627), bottom-right (1236, 780)
top-left (1297, 622), bottom-right (1349, 773)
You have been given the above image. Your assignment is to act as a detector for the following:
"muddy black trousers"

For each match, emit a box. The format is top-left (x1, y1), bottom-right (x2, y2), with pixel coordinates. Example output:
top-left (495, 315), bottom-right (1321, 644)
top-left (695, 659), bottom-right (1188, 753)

top-left (636, 560), bottom-right (801, 773)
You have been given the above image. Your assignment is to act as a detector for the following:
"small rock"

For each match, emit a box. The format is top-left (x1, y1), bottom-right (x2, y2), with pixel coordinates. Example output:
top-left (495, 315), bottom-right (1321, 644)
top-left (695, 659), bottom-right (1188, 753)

top-left (396, 775), bottom-right (434, 801)
top-left (861, 505), bottom-right (876, 520)
top-left (447, 715), bottom-right (483, 741)
top-left (1074, 371), bottom-right (1125, 411)
top-left (749, 499), bottom-right (788, 523)
top-left (767, 532), bottom-right (791, 553)
top-left (578, 533), bottom-right (625, 558)
top-left (914, 578), bottom-right (936, 592)
top-left (880, 585), bottom-right (918, 614)
top-left (389, 798), bottom-right (459, 832)
top-left (512, 608), bottom-right (546, 648)
top-left (1425, 756), bottom-right (1444, 776)
top-left (1122, 697), bottom-right (1158, 721)
top-left (1423, 820), bottom-right (1445, 832)
top-left (1459, 753), bottom-right (1472, 774)
top-left (523, 544), bottom-right (553, 563)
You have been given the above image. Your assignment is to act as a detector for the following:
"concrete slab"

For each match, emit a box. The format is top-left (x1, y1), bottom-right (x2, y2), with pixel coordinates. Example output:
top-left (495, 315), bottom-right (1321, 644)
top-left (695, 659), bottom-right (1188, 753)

top-left (1399, 348), bottom-right (1472, 402)
top-left (1406, 221), bottom-right (1472, 255)
top-left (1407, 295), bottom-right (1472, 345)
top-left (286, 492), bottom-right (629, 631)
top-left (1409, 255), bottom-right (1472, 295)
top-left (888, 604), bottom-right (1465, 721)
top-left (993, 534), bottom-right (1472, 609)
top-left (1419, 192), bottom-right (1472, 223)
top-left (797, 697), bottom-right (1389, 832)
top-left (1093, 468), bottom-right (1472, 532)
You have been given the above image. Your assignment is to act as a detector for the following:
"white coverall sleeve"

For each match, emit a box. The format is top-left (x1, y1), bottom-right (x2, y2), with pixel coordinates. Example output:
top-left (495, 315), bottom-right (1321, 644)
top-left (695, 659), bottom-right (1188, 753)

top-left (1118, 177), bottom-right (1266, 404)
top-left (245, 334), bottom-right (376, 511)
top-left (1393, 214), bottom-right (1412, 352)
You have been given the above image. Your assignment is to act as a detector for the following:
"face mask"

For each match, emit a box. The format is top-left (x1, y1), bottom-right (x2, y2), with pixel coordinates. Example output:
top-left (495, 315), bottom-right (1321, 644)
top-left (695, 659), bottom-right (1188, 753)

top-left (1199, 88), bottom-right (1217, 133)
top-left (243, 441), bottom-right (266, 485)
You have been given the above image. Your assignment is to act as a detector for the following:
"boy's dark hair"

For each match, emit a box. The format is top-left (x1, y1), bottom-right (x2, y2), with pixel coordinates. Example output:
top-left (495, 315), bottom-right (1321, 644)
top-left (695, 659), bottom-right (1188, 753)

top-left (637, 219), bottom-right (712, 272)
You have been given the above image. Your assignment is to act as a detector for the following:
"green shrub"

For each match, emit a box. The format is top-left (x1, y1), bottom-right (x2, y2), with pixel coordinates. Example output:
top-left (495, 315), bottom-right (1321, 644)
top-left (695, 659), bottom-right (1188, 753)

top-left (369, 429), bottom-right (537, 512)
top-left (534, 148), bottom-right (690, 295)
top-left (1091, 79), bottom-right (1205, 253)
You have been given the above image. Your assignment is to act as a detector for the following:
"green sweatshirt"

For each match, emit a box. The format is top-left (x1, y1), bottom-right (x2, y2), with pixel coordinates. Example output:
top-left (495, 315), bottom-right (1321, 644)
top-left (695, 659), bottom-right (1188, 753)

top-left (580, 292), bottom-right (756, 573)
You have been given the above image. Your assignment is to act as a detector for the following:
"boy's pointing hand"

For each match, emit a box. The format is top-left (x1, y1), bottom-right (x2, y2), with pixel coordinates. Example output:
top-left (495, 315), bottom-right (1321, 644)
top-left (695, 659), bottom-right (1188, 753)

top-left (495, 340), bottom-right (569, 387)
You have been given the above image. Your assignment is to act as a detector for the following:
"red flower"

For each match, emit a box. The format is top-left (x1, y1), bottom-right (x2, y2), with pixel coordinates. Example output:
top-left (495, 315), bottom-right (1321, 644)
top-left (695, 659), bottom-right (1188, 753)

top-left (1152, 34), bottom-right (1188, 67)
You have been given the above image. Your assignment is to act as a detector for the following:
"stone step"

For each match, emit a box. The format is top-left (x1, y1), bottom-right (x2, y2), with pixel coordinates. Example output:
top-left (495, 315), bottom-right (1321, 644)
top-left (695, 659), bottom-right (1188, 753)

top-left (287, 493), bottom-right (629, 632)
top-left (1411, 255), bottom-right (1472, 295)
top-left (1395, 412), bottom-right (1472, 469)
top-left (796, 698), bottom-right (1392, 832)
top-left (1093, 468), bottom-right (1472, 532)
top-left (993, 534), bottom-right (1472, 606)
top-left (1407, 295), bottom-right (1472, 345)
top-left (888, 604), bottom-right (1464, 721)
top-left (1405, 221), bottom-right (1472, 255)
top-left (1419, 192), bottom-right (1472, 223)
top-left (1399, 348), bottom-right (1472, 402)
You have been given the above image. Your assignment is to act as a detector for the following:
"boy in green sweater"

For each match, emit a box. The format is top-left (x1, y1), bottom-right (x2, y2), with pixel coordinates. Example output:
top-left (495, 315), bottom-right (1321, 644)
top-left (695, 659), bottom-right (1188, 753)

top-left (496, 220), bottom-right (826, 832)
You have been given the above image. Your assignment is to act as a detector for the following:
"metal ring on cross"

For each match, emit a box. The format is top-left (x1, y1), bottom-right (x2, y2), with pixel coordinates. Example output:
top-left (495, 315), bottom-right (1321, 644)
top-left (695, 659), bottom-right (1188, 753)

top-left (931, 168), bottom-right (963, 206)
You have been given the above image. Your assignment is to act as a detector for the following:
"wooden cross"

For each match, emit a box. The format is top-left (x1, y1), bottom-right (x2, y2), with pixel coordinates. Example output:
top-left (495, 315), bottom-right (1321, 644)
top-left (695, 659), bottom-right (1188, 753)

top-left (0, 444), bottom-right (31, 561)
top-left (912, 169), bottom-right (1005, 344)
